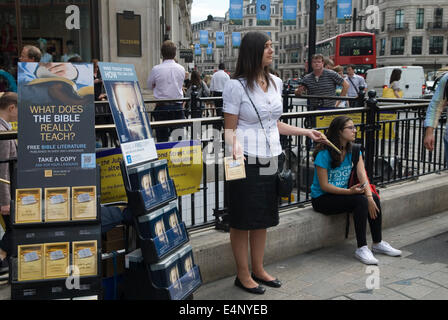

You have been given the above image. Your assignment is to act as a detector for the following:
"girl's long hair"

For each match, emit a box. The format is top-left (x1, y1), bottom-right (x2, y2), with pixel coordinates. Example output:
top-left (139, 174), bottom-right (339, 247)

top-left (233, 31), bottom-right (276, 91)
top-left (312, 116), bottom-right (353, 169)
top-left (390, 69), bottom-right (402, 84)
top-left (190, 70), bottom-right (202, 87)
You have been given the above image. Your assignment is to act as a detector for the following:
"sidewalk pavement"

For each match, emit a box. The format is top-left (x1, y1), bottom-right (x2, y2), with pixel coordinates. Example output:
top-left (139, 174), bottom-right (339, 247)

top-left (1, 211), bottom-right (447, 300)
top-left (194, 211), bottom-right (448, 300)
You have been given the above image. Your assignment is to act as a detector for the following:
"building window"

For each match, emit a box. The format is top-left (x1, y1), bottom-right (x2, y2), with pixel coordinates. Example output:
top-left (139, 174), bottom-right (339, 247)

top-left (391, 37), bottom-right (405, 55)
top-left (429, 36), bottom-right (444, 54)
top-left (434, 8), bottom-right (443, 28)
top-left (291, 51), bottom-right (298, 64)
top-left (380, 38), bottom-right (386, 56)
top-left (412, 36), bottom-right (422, 55)
top-left (395, 9), bottom-right (404, 28)
top-left (416, 9), bottom-right (424, 29)
top-left (381, 12), bottom-right (386, 32)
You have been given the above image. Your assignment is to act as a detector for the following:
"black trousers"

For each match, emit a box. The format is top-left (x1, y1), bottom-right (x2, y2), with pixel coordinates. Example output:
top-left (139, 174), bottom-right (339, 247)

top-left (153, 104), bottom-right (185, 142)
top-left (212, 92), bottom-right (223, 117)
top-left (311, 193), bottom-right (382, 248)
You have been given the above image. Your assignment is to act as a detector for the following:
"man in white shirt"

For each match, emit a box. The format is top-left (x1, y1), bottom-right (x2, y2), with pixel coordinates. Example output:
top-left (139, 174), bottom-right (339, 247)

top-left (147, 40), bottom-right (186, 142)
top-left (210, 63), bottom-right (230, 116)
top-left (345, 64), bottom-right (367, 108)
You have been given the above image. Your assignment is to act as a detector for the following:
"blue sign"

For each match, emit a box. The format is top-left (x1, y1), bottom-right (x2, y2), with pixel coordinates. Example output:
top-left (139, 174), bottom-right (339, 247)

top-left (216, 31), bottom-right (225, 48)
top-left (229, 0), bottom-right (243, 25)
top-left (194, 44), bottom-right (201, 56)
top-left (207, 43), bottom-right (213, 55)
top-left (257, 0), bottom-right (271, 26)
top-left (232, 32), bottom-right (241, 48)
top-left (317, 0), bottom-right (324, 25)
top-left (283, 0), bottom-right (297, 26)
top-left (200, 30), bottom-right (208, 48)
top-left (337, 0), bottom-right (353, 24)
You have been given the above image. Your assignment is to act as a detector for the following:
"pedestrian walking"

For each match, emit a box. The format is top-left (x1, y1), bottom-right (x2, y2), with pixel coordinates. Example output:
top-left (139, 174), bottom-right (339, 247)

top-left (295, 54), bottom-right (349, 110)
top-left (424, 72), bottom-right (448, 163)
top-left (382, 69), bottom-right (403, 98)
top-left (147, 40), bottom-right (186, 142)
top-left (0, 92), bottom-right (18, 285)
top-left (345, 64), bottom-right (367, 108)
top-left (223, 31), bottom-right (326, 295)
top-left (185, 70), bottom-right (210, 118)
top-left (311, 116), bottom-right (402, 265)
top-left (210, 63), bottom-right (230, 116)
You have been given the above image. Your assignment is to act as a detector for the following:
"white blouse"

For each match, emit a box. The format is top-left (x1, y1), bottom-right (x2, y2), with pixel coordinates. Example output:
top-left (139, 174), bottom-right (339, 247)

top-left (223, 75), bottom-right (283, 158)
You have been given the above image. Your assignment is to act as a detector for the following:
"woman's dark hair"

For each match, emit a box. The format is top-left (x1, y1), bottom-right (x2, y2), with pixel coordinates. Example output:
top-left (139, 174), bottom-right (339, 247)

top-left (312, 116), bottom-right (353, 169)
top-left (390, 69), bottom-right (402, 84)
top-left (190, 70), bottom-right (202, 87)
top-left (233, 31), bottom-right (275, 91)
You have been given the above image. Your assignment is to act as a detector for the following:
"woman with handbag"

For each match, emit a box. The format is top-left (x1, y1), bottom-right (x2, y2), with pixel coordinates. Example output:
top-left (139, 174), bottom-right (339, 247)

top-left (310, 116), bottom-right (402, 265)
top-left (223, 31), bottom-right (325, 294)
top-left (382, 69), bottom-right (403, 98)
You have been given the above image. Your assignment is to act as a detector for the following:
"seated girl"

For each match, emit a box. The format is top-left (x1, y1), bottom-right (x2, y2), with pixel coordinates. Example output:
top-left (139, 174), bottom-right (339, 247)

top-left (311, 116), bottom-right (401, 265)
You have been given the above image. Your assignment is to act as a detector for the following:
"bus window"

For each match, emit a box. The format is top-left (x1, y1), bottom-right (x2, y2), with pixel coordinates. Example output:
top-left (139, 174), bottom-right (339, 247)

top-left (339, 36), bottom-right (374, 56)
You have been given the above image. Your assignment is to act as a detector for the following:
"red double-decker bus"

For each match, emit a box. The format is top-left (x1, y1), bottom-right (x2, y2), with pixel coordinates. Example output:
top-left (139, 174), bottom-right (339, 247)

top-left (314, 31), bottom-right (376, 77)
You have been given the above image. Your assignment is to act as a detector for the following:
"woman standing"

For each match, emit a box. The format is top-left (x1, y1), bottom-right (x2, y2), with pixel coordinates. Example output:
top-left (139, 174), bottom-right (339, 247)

top-left (223, 32), bottom-right (325, 294)
top-left (389, 69), bottom-right (403, 98)
top-left (311, 116), bottom-right (402, 265)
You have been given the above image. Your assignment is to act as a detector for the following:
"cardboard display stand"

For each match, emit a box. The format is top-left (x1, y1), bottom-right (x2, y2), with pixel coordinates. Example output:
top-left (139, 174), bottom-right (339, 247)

top-left (11, 62), bottom-right (102, 300)
top-left (98, 62), bottom-right (202, 300)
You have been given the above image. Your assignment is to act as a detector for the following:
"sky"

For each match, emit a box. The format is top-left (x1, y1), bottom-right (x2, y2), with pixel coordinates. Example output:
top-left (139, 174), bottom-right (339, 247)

top-left (191, 0), bottom-right (229, 23)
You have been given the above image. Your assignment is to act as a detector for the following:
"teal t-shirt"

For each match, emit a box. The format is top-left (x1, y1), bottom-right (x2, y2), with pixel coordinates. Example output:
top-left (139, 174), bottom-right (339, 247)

top-left (311, 149), bottom-right (354, 199)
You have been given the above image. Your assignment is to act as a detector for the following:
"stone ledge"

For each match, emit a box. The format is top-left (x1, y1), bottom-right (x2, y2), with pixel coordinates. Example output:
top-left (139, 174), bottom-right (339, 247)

top-left (190, 172), bottom-right (448, 284)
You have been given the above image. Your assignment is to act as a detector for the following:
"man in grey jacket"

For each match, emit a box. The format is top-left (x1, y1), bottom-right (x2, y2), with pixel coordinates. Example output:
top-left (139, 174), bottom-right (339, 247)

top-left (0, 92), bottom-right (17, 283)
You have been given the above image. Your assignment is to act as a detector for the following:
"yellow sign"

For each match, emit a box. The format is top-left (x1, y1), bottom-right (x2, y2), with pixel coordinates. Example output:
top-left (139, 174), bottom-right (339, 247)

top-left (96, 148), bottom-right (127, 204)
top-left (316, 111), bottom-right (397, 140)
top-left (156, 141), bottom-right (203, 197)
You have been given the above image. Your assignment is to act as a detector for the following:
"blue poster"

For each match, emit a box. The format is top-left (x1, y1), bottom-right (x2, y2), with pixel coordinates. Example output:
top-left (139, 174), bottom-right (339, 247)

top-left (229, 0), bottom-right (243, 25)
top-left (337, 0), bottom-right (353, 24)
top-left (207, 43), bottom-right (213, 56)
top-left (267, 32), bottom-right (271, 39)
top-left (194, 44), bottom-right (201, 56)
top-left (200, 30), bottom-right (208, 48)
top-left (232, 32), bottom-right (241, 48)
top-left (216, 31), bottom-right (225, 48)
top-left (283, 0), bottom-right (297, 26)
top-left (99, 63), bottom-right (157, 166)
top-left (257, 0), bottom-right (271, 26)
top-left (317, 0), bottom-right (324, 25)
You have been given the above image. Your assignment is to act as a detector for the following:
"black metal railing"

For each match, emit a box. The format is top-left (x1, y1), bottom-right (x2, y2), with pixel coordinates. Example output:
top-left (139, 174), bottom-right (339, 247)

top-left (1, 90), bottom-right (445, 231)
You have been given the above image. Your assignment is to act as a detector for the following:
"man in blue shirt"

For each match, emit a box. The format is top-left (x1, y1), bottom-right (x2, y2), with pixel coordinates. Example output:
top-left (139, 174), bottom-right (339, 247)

top-left (424, 72), bottom-right (448, 164)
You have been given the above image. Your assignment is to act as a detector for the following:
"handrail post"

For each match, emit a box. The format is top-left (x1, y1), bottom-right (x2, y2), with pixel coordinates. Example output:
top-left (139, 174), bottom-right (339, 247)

top-left (357, 85), bottom-right (366, 108)
top-left (191, 85), bottom-right (200, 119)
top-left (281, 83), bottom-right (290, 150)
top-left (365, 90), bottom-right (378, 182)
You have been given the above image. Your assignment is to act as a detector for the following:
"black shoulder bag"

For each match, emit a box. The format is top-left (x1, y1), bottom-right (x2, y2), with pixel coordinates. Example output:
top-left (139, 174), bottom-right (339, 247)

top-left (238, 80), bottom-right (293, 198)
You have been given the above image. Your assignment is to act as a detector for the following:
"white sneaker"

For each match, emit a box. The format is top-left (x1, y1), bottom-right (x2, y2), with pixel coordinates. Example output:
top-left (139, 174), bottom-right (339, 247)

top-left (372, 241), bottom-right (402, 257)
top-left (355, 246), bottom-right (379, 265)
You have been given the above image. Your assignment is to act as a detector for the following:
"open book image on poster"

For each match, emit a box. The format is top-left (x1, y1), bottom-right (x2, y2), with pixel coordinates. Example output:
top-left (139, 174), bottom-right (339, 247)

top-left (109, 82), bottom-right (152, 143)
top-left (15, 188), bottom-right (42, 224)
top-left (19, 63), bottom-right (94, 106)
top-left (224, 156), bottom-right (246, 181)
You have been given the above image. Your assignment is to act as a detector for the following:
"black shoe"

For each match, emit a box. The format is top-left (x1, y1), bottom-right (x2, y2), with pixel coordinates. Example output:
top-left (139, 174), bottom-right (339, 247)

top-left (251, 273), bottom-right (282, 288)
top-left (234, 277), bottom-right (266, 295)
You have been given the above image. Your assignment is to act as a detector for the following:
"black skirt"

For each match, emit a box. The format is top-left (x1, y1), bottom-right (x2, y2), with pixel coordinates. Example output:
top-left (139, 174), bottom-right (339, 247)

top-left (227, 156), bottom-right (279, 230)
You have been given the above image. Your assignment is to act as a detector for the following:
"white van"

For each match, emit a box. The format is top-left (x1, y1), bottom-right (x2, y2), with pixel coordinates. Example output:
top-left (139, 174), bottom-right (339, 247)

top-left (366, 66), bottom-right (426, 98)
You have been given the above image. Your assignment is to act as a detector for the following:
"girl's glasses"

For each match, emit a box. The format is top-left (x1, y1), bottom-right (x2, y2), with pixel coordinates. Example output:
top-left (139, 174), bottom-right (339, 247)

top-left (343, 126), bottom-right (357, 131)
